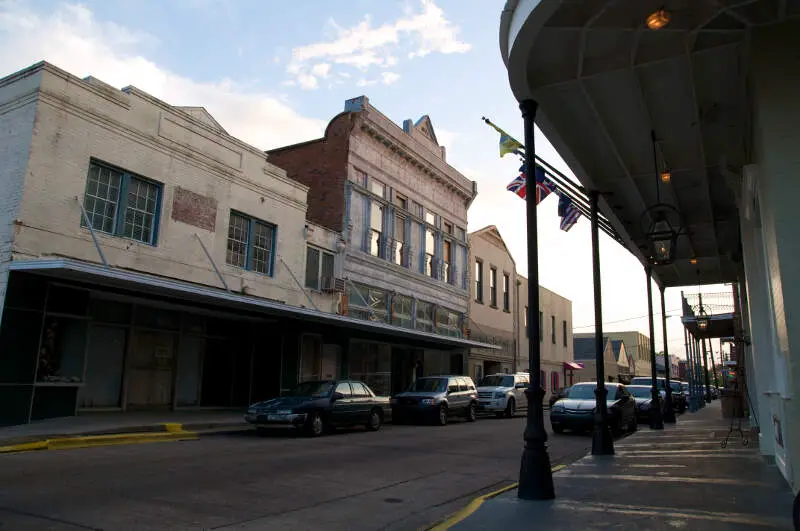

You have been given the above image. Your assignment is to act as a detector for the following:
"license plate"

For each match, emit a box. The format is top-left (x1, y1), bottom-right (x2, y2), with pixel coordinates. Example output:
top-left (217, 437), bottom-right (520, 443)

top-left (267, 414), bottom-right (283, 421)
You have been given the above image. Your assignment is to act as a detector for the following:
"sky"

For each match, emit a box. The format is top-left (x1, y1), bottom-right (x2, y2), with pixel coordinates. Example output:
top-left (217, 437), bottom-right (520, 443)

top-left (0, 0), bottom-right (731, 362)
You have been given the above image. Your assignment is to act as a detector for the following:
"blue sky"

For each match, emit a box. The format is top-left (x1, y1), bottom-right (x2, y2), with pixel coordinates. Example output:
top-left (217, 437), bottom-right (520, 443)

top-left (0, 0), bottom-right (729, 358)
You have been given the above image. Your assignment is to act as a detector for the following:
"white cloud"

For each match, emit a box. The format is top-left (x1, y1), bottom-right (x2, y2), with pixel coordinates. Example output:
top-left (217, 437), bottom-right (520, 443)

top-left (310, 63), bottom-right (331, 78)
top-left (0, 2), bottom-right (325, 150)
top-left (356, 78), bottom-right (378, 87)
top-left (297, 73), bottom-right (319, 90)
top-left (286, 0), bottom-right (469, 88)
top-left (381, 72), bottom-right (400, 85)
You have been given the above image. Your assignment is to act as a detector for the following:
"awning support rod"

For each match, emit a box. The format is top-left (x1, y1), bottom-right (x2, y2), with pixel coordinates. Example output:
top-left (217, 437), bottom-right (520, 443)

top-left (278, 255), bottom-right (320, 312)
top-left (194, 233), bottom-right (230, 292)
top-left (75, 196), bottom-right (109, 268)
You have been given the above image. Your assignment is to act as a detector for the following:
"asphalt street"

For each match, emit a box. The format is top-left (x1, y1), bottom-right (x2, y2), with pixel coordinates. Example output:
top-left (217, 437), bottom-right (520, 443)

top-left (0, 413), bottom-right (591, 531)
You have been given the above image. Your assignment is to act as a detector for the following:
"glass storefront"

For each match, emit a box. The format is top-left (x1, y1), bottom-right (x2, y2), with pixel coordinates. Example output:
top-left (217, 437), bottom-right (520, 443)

top-left (349, 341), bottom-right (391, 396)
top-left (436, 307), bottom-right (462, 337)
top-left (348, 282), bottom-right (388, 322)
top-left (391, 294), bottom-right (413, 328)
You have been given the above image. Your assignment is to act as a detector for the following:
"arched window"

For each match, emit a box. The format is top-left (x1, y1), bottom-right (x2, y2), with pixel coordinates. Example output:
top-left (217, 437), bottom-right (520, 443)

top-left (540, 370), bottom-right (547, 392)
top-left (551, 371), bottom-right (560, 392)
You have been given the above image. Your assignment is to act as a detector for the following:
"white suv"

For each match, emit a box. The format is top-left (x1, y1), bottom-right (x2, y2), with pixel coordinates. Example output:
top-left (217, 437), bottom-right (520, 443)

top-left (476, 373), bottom-right (530, 417)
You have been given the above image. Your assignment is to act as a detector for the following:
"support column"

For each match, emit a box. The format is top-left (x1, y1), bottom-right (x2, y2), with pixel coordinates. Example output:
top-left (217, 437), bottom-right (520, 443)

top-left (590, 190), bottom-right (614, 455)
top-left (517, 99), bottom-right (555, 501)
top-left (646, 266), bottom-right (664, 429)
top-left (661, 286), bottom-right (676, 423)
top-left (684, 327), bottom-right (696, 413)
top-left (709, 341), bottom-right (719, 389)
top-left (701, 337), bottom-right (712, 403)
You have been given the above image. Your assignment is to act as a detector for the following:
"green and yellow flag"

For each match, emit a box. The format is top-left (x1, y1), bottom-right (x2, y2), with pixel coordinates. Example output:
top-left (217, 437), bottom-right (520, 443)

top-left (485, 119), bottom-right (523, 157)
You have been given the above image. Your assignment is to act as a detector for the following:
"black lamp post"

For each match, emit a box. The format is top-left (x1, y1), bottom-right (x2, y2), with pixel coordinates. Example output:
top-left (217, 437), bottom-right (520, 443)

top-left (701, 337), bottom-right (712, 403)
top-left (590, 190), bottom-right (614, 455)
top-left (660, 286), bottom-right (676, 423)
top-left (517, 99), bottom-right (555, 501)
top-left (646, 266), bottom-right (664, 429)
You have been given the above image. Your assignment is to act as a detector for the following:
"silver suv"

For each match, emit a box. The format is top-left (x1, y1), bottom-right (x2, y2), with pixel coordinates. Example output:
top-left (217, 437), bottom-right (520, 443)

top-left (390, 375), bottom-right (479, 426)
top-left (476, 373), bottom-right (530, 417)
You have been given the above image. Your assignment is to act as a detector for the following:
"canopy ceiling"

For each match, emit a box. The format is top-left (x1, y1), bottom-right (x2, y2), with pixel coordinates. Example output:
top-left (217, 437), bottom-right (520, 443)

top-left (502, 0), bottom-right (800, 287)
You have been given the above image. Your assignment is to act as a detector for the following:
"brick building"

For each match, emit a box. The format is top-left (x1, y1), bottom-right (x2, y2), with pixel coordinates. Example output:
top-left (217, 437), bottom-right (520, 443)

top-left (269, 96), bottom-right (480, 395)
top-left (0, 63), bottom-right (491, 426)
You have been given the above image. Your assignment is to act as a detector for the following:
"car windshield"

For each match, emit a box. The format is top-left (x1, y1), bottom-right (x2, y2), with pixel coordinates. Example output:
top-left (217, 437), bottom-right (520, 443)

top-left (285, 381), bottom-right (333, 398)
top-left (627, 386), bottom-right (652, 398)
top-left (670, 382), bottom-right (681, 392)
top-left (407, 378), bottom-right (447, 393)
top-left (480, 375), bottom-right (514, 387)
top-left (682, 383), bottom-right (689, 390)
top-left (567, 384), bottom-right (605, 399)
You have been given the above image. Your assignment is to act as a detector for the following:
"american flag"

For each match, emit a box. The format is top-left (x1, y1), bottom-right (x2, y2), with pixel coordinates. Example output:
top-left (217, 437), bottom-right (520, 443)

top-left (558, 194), bottom-right (581, 232)
top-left (506, 165), bottom-right (556, 204)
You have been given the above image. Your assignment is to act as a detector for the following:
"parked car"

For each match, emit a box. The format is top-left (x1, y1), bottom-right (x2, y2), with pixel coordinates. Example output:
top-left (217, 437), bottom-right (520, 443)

top-left (391, 375), bottom-right (478, 426)
top-left (245, 380), bottom-right (390, 437)
top-left (626, 385), bottom-right (665, 423)
top-left (549, 382), bottom-right (637, 435)
top-left (548, 386), bottom-right (571, 409)
top-left (681, 382), bottom-right (690, 400)
top-left (476, 373), bottom-right (530, 417)
top-left (630, 376), bottom-right (666, 390)
top-left (668, 380), bottom-right (687, 412)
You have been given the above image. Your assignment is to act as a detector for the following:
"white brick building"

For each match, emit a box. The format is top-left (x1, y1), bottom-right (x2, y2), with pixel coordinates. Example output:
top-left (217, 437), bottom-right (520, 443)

top-left (0, 62), bottom-right (493, 426)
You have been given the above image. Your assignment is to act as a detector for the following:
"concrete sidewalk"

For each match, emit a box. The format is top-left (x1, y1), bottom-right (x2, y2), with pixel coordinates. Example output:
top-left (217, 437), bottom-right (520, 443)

top-left (448, 402), bottom-right (795, 530)
top-left (0, 409), bottom-right (249, 447)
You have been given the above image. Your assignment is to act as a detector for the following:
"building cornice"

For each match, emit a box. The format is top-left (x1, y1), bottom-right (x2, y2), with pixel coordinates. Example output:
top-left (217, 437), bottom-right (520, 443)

top-left (355, 116), bottom-right (475, 204)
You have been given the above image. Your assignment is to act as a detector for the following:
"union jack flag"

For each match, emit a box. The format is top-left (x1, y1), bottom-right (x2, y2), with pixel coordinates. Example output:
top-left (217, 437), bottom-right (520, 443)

top-left (506, 165), bottom-right (556, 204)
top-left (558, 194), bottom-right (581, 232)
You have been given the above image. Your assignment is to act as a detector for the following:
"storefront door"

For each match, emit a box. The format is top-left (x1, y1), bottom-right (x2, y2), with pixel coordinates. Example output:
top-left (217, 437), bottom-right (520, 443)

top-left (126, 330), bottom-right (176, 409)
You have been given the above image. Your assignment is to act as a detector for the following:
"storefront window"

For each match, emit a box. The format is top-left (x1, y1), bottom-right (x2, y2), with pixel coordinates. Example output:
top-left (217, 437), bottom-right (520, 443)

top-left (391, 294), bottom-right (413, 328)
top-left (415, 301), bottom-right (433, 332)
top-left (435, 308), bottom-right (462, 337)
top-left (348, 283), bottom-right (388, 322)
top-left (37, 316), bottom-right (88, 383)
top-left (349, 341), bottom-right (391, 396)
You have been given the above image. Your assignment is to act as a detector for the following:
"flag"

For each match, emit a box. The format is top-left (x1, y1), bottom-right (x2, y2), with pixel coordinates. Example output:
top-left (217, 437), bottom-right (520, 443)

top-left (558, 194), bottom-right (581, 232)
top-left (507, 164), bottom-right (557, 204)
top-left (499, 133), bottom-right (523, 158)
top-left (486, 120), bottom-right (524, 157)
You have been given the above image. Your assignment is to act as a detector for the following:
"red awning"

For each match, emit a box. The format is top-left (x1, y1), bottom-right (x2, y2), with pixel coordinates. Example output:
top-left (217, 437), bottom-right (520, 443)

top-left (564, 361), bottom-right (584, 370)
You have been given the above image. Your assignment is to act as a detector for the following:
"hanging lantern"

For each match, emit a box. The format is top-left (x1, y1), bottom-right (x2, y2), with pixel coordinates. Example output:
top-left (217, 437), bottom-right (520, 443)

top-left (696, 307), bottom-right (709, 331)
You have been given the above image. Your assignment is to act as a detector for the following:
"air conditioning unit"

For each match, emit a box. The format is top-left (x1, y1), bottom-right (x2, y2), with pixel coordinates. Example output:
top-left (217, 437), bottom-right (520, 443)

top-left (321, 276), bottom-right (345, 293)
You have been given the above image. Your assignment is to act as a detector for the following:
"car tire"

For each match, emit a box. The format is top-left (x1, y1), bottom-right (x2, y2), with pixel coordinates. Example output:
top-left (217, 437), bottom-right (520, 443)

top-left (256, 427), bottom-right (269, 437)
top-left (505, 398), bottom-right (516, 418)
top-left (305, 412), bottom-right (324, 437)
top-left (466, 402), bottom-right (477, 422)
top-left (552, 424), bottom-right (564, 434)
top-left (437, 404), bottom-right (449, 426)
top-left (366, 408), bottom-right (382, 431)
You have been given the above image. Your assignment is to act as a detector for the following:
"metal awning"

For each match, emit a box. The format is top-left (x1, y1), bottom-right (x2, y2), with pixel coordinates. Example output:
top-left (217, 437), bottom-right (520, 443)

top-left (500, 0), bottom-right (798, 287)
top-left (564, 361), bottom-right (585, 370)
top-left (8, 258), bottom-right (500, 351)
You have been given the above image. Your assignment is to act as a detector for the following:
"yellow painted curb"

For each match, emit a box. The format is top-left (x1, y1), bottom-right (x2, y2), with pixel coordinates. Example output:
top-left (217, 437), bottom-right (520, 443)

top-left (163, 423), bottom-right (184, 433)
top-left (0, 430), bottom-right (198, 454)
top-left (426, 464), bottom-right (568, 531)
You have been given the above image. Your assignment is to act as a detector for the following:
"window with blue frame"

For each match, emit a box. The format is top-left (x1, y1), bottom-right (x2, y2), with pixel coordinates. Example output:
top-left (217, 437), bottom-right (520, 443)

top-left (225, 211), bottom-right (276, 276)
top-left (80, 160), bottom-right (162, 245)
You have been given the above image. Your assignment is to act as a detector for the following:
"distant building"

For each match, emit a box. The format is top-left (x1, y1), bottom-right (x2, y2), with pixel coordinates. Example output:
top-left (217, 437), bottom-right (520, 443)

top-left (573, 335), bottom-right (620, 383)
top-left (603, 331), bottom-right (652, 377)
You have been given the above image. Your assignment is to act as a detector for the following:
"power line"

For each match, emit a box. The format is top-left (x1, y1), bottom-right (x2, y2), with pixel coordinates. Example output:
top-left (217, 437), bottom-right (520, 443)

top-left (572, 309), bottom-right (683, 329)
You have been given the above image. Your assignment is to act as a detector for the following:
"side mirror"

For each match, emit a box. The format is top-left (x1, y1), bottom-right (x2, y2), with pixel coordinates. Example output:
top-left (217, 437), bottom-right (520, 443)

top-left (332, 392), bottom-right (345, 401)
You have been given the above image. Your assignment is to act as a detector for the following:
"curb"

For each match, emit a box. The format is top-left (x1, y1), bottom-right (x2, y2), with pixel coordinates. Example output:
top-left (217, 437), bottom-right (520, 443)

top-left (424, 464), bottom-right (567, 531)
top-left (0, 423), bottom-right (200, 455)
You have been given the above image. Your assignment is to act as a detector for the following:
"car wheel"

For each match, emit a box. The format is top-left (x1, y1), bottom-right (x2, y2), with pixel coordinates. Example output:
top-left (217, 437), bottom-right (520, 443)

top-left (437, 404), bottom-right (449, 426)
top-left (552, 424), bottom-right (564, 434)
top-left (505, 398), bottom-right (516, 418)
top-left (466, 402), bottom-right (477, 422)
top-left (305, 412), bottom-right (324, 437)
top-left (366, 409), bottom-right (382, 431)
top-left (256, 427), bottom-right (269, 437)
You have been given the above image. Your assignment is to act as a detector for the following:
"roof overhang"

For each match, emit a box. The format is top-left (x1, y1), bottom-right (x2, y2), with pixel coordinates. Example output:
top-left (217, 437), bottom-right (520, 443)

top-left (8, 259), bottom-right (499, 351)
top-left (682, 312), bottom-right (735, 339)
top-left (500, 0), bottom-right (799, 287)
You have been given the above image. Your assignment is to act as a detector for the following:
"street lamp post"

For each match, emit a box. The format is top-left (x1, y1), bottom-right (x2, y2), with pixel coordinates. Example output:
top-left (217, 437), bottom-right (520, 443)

top-left (646, 266), bottom-right (664, 429)
top-left (516, 99), bottom-right (555, 501)
top-left (683, 327), bottom-right (696, 413)
top-left (660, 286), bottom-right (676, 423)
top-left (695, 337), bottom-right (705, 408)
top-left (590, 190), bottom-right (614, 455)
